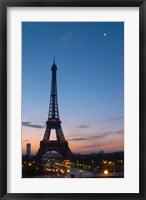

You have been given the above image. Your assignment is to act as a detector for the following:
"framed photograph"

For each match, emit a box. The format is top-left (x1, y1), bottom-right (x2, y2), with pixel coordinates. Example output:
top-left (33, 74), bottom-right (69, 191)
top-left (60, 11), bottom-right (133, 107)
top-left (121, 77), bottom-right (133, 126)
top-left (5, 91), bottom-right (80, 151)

top-left (0, 0), bottom-right (146, 199)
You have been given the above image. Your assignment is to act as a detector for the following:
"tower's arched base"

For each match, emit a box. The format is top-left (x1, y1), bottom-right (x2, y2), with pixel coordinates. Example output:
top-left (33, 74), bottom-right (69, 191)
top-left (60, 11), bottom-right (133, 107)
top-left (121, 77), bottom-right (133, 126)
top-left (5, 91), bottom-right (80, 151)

top-left (36, 140), bottom-right (72, 161)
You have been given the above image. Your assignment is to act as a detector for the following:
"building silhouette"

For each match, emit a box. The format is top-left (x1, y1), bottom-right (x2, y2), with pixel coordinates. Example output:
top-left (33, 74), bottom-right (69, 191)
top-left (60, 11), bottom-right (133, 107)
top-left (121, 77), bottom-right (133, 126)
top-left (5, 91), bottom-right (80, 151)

top-left (26, 143), bottom-right (31, 156)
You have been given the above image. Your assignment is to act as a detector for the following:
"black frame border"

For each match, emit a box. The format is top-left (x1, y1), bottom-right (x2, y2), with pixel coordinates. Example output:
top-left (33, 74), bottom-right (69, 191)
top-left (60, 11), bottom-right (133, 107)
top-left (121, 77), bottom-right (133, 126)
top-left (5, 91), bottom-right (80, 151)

top-left (0, 0), bottom-right (146, 200)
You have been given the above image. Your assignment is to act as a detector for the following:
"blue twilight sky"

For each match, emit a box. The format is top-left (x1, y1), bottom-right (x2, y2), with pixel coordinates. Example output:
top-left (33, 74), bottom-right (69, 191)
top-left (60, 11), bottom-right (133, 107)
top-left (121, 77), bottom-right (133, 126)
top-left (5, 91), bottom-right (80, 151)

top-left (22, 22), bottom-right (124, 154)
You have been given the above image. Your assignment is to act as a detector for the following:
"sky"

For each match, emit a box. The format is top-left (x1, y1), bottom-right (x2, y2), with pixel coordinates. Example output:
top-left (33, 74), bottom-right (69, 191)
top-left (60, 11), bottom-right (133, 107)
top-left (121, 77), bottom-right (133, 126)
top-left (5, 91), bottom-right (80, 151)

top-left (22, 22), bottom-right (124, 155)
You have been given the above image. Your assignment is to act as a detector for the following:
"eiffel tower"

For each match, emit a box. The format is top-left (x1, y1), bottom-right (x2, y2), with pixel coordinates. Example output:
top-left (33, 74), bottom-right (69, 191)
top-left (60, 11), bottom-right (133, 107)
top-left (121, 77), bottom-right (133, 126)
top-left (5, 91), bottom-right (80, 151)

top-left (36, 58), bottom-right (72, 160)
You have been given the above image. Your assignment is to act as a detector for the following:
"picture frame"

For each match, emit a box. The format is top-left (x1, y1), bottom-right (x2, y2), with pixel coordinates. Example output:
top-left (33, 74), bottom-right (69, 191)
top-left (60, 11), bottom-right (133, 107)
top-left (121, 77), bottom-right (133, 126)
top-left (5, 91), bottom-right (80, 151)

top-left (0, 0), bottom-right (146, 199)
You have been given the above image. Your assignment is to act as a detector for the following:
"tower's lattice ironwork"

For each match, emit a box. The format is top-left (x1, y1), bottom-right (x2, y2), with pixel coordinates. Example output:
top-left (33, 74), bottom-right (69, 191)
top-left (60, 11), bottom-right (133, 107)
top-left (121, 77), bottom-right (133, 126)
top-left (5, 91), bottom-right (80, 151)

top-left (36, 58), bottom-right (72, 160)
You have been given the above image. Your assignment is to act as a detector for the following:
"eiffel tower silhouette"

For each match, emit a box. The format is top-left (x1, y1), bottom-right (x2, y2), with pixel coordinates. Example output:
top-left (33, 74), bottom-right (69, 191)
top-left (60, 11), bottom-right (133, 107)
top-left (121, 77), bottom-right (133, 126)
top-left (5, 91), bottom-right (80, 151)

top-left (36, 58), bottom-right (72, 160)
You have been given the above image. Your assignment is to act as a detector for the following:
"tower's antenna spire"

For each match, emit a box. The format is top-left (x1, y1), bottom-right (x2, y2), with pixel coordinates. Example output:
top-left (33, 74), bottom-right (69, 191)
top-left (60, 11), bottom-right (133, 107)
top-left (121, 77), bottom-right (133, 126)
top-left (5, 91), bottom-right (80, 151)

top-left (53, 56), bottom-right (55, 64)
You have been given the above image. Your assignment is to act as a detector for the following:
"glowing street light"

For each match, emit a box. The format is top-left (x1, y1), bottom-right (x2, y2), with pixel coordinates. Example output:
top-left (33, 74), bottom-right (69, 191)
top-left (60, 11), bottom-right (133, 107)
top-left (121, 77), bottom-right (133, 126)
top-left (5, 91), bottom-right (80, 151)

top-left (103, 169), bottom-right (109, 175)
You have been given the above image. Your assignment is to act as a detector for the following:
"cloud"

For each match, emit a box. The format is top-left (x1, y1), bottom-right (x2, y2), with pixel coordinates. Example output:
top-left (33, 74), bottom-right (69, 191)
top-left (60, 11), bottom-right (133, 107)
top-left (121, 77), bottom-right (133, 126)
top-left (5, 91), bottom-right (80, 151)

top-left (106, 116), bottom-right (124, 122)
top-left (99, 126), bottom-right (111, 130)
top-left (67, 129), bottom-right (124, 143)
top-left (91, 129), bottom-right (124, 140)
top-left (115, 129), bottom-right (124, 134)
top-left (91, 133), bottom-right (110, 140)
top-left (60, 32), bottom-right (72, 46)
top-left (22, 139), bottom-right (30, 143)
top-left (81, 144), bottom-right (104, 149)
top-left (78, 124), bottom-right (90, 128)
top-left (22, 121), bottom-right (45, 129)
top-left (68, 137), bottom-right (89, 141)
top-left (89, 116), bottom-right (124, 124)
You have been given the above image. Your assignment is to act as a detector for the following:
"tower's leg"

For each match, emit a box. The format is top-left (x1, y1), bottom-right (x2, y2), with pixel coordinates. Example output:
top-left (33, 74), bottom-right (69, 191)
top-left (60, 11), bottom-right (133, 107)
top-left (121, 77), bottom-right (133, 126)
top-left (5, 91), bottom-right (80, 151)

top-left (43, 129), bottom-right (51, 142)
top-left (56, 126), bottom-right (65, 142)
top-left (35, 141), bottom-right (46, 161)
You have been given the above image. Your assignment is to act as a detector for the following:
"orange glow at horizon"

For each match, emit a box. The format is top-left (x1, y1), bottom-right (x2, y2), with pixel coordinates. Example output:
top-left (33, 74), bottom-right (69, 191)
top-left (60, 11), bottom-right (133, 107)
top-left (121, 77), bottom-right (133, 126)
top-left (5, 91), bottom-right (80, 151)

top-left (22, 126), bottom-right (124, 155)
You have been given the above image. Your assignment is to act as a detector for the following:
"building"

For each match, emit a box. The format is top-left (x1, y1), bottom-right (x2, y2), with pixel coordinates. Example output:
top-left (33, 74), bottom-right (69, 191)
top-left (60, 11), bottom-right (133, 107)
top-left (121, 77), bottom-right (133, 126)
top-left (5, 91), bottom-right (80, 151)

top-left (26, 143), bottom-right (31, 156)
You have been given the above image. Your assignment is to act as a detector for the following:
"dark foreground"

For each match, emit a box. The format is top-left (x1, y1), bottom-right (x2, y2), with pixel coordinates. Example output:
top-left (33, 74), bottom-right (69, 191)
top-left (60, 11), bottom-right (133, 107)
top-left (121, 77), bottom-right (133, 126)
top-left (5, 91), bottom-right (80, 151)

top-left (22, 151), bottom-right (124, 178)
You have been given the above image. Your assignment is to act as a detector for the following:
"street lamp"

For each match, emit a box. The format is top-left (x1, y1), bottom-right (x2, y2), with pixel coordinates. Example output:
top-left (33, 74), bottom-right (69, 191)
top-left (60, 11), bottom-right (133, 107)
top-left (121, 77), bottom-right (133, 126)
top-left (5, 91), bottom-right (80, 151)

top-left (103, 169), bottom-right (109, 175)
